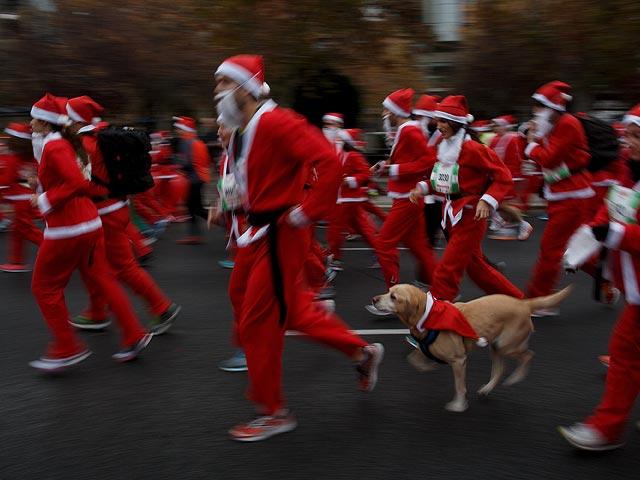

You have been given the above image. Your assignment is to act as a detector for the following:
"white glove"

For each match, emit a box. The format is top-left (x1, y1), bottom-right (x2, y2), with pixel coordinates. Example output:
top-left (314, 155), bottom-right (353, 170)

top-left (563, 225), bottom-right (602, 272)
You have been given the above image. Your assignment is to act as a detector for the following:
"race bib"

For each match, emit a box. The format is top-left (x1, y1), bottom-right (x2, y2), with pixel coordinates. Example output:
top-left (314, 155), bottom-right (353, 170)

top-left (606, 185), bottom-right (640, 225)
top-left (542, 162), bottom-right (571, 184)
top-left (218, 172), bottom-right (243, 212)
top-left (430, 162), bottom-right (460, 194)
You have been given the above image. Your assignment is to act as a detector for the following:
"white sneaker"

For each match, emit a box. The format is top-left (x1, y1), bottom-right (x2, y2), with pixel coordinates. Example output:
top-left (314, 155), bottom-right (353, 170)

top-left (364, 304), bottom-right (394, 317)
top-left (517, 221), bottom-right (533, 241)
top-left (558, 423), bottom-right (624, 451)
top-left (314, 299), bottom-right (335, 313)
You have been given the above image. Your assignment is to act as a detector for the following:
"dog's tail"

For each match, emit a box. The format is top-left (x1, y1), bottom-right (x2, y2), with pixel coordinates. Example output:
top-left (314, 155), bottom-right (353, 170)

top-left (525, 285), bottom-right (573, 312)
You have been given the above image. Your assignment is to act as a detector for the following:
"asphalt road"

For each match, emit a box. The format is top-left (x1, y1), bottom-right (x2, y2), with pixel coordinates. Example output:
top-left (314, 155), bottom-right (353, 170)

top-left (1, 214), bottom-right (638, 480)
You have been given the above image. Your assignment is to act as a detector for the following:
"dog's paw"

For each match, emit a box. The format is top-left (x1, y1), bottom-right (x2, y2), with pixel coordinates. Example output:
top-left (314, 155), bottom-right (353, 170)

top-left (445, 399), bottom-right (468, 413)
top-left (503, 371), bottom-right (527, 386)
top-left (477, 384), bottom-right (494, 396)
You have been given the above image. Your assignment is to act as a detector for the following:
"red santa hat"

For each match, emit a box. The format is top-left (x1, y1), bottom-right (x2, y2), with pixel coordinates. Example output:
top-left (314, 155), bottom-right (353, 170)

top-left (383, 88), bottom-right (414, 118)
top-left (470, 120), bottom-right (493, 132)
top-left (172, 116), bottom-right (197, 133)
top-left (412, 94), bottom-right (440, 118)
top-left (339, 128), bottom-right (366, 151)
top-left (214, 54), bottom-right (270, 99)
top-left (435, 95), bottom-right (474, 125)
top-left (492, 115), bottom-right (517, 128)
top-left (531, 80), bottom-right (573, 112)
top-left (66, 96), bottom-right (104, 125)
top-left (4, 122), bottom-right (32, 140)
top-left (31, 93), bottom-right (70, 126)
top-left (622, 104), bottom-right (640, 127)
top-left (322, 112), bottom-right (344, 125)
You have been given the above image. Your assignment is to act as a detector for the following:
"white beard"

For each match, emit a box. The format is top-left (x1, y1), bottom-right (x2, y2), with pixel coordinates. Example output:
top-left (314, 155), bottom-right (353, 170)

top-left (420, 118), bottom-right (431, 138)
top-left (215, 89), bottom-right (244, 130)
top-left (31, 132), bottom-right (45, 163)
top-left (533, 108), bottom-right (554, 140)
top-left (437, 127), bottom-right (466, 165)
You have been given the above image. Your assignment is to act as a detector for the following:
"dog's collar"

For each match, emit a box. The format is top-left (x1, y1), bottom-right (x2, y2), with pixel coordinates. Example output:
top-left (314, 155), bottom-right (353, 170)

top-left (415, 292), bottom-right (435, 332)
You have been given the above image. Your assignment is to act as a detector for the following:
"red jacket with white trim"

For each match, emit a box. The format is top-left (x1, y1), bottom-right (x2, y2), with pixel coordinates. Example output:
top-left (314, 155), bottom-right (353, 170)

top-left (489, 132), bottom-right (522, 180)
top-left (387, 121), bottom-right (433, 196)
top-left (228, 100), bottom-right (340, 224)
top-left (36, 134), bottom-right (100, 237)
top-left (338, 150), bottom-right (370, 203)
top-left (524, 113), bottom-right (593, 200)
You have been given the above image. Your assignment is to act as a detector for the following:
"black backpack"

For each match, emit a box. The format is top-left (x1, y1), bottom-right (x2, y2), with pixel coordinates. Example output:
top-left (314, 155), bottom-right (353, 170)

top-left (95, 127), bottom-right (154, 197)
top-left (573, 114), bottom-right (620, 173)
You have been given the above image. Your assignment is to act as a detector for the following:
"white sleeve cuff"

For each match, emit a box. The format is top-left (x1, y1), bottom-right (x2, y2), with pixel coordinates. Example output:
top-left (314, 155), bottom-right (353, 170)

top-left (37, 193), bottom-right (52, 214)
top-left (346, 176), bottom-right (358, 189)
top-left (388, 164), bottom-right (400, 179)
top-left (524, 142), bottom-right (538, 158)
top-left (480, 193), bottom-right (499, 211)
top-left (604, 222), bottom-right (625, 250)
top-left (417, 181), bottom-right (430, 195)
top-left (288, 206), bottom-right (312, 228)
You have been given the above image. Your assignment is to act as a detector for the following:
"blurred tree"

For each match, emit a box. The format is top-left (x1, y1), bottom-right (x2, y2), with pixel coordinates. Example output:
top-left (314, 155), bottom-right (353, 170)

top-left (456, 0), bottom-right (640, 118)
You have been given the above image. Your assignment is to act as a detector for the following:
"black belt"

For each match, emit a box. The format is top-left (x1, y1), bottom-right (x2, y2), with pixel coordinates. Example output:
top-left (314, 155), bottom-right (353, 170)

top-left (247, 209), bottom-right (290, 326)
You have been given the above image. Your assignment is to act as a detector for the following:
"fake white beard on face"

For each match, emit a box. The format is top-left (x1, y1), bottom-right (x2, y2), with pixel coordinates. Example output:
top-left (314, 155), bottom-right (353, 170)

top-left (215, 89), bottom-right (244, 130)
top-left (437, 127), bottom-right (466, 165)
top-left (533, 108), bottom-right (554, 139)
top-left (420, 118), bottom-right (431, 137)
top-left (31, 132), bottom-right (45, 163)
top-left (322, 127), bottom-right (339, 143)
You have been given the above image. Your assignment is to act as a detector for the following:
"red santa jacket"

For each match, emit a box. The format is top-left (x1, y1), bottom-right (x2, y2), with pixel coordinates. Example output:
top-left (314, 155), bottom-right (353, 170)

top-left (0, 149), bottom-right (37, 201)
top-left (591, 176), bottom-right (640, 305)
top-left (337, 149), bottom-right (370, 203)
top-left (387, 121), bottom-right (433, 197)
top-left (489, 132), bottom-right (522, 181)
top-left (225, 99), bottom-right (340, 243)
top-left (36, 133), bottom-right (101, 239)
top-left (524, 113), bottom-right (593, 201)
top-left (418, 137), bottom-right (514, 227)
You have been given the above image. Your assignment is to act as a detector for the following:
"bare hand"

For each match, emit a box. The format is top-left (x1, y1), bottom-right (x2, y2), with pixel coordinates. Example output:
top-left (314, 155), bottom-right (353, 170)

top-left (409, 188), bottom-right (423, 205)
top-left (474, 199), bottom-right (491, 221)
top-left (30, 194), bottom-right (39, 208)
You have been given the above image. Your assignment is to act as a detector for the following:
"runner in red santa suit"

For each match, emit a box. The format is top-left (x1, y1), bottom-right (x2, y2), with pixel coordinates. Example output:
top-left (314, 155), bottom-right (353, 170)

top-left (368, 88), bottom-right (438, 303)
top-left (409, 95), bottom-right (524, 302)
top-left (326, 128), bottom-right (379, 268)
top-left (214, 55), bottom-right (384, 442)
top-left (65, 96), bottom-right (181, 334)
top-left (412, 94), bottom-right (444, 248)
top-left (558, 109), bottom-right (640, 451)
top-left (523, 81), bottom-right (594, 316)
top-left (28, 93), bottom-right (152, 372)
top-left (0, 123), bottom-right (43, 272)
top-left (488, 115), bottom-right (533, 241)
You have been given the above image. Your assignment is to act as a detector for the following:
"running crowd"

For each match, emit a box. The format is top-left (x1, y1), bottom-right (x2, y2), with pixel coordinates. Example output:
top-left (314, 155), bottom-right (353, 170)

top-left (1, 54), bottom-right (639, 449)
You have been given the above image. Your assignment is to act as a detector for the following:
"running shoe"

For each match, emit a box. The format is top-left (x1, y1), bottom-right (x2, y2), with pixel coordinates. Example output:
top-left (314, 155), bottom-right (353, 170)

top-left (356, 343), bottom-right (385, 392)
top-left (149, 303), bottom-right (181, 335)
top-left (229, 409), bottom-right (297, 442)
top-left (29, 349), bottom-right (92, 372)
top-left (558, 423), bottom-right (624, 451)
top-left (218, 349), bottom-right (248, 372)
top-left (112, 333), bottom-right (153, 362)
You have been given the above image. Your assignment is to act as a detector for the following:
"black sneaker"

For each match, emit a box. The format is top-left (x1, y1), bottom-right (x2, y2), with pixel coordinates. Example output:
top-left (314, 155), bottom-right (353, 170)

top-left (149, 303), bottom-right (181, 335)
top-left (112, 333), bottom-right (153, 362)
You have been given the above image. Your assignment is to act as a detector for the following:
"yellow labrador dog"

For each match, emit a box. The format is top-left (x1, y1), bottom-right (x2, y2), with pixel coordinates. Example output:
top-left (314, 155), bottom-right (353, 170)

top-left (372, 284), bottom-right (572, 412)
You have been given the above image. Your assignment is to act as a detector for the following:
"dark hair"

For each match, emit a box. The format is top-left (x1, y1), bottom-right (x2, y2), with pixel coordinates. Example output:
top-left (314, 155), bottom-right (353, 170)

top-left (61, 126), bottom-right (90, 166)
top-left (445, 119), bottom-right (482, 144)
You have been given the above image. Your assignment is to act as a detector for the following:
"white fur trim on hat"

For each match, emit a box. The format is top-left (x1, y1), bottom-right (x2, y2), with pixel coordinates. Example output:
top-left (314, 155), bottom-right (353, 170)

top-left (383, 97), bottom-right (410, 118)
top-left (215, 62), bottom-right (263, 98)
top-left (3, 128), bottom-right (31, 140)
top-left (173, 123), bottom-right (197, 133)
top-left (412, 109), bottom-right (436, 118)
top-left (532, 93), bottom-right (566, 112)
top-left (30, 106), bottom-right (70, 126)
top-left (434, 110), bottom-right (469, 125)
top-left (322, 114), bottom-right (344, 124)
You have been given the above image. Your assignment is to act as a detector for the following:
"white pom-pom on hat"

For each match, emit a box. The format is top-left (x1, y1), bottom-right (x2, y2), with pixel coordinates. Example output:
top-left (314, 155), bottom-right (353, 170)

top-left (261, 82), bottom-right (270, 97)
top-left (466, 114), bottom-right (475, 124)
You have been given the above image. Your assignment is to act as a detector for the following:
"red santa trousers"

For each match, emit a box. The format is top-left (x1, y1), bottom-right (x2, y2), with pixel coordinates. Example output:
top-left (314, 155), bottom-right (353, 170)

top-left (132, 188), bottom-right (171, 224)
top-left (585, 304), bottom-right (640, 442)
top-left (7, 198), bottom-right (43, 264)
top-left (228, 221), bottom-right (368, 414)
top-left (327, 202), bottom-right (378, 260)
top-left (430, 212), bottom-right (524, 301)
top-left (305, 235), bottom-right (328, 291)
top-left (81, 206), bottom-right (171, 318)
top-left (362, 199), bottom-right (387, 224)
top-left (126, 220), bottom-right (152, 258)
top-left (32, 229), bottom-right (146, 357)
top-left (374, 198), bottom-right (437, 289)
top-left (154, 174), bottom-right (190, 217)
top-left (526, 197), bottom-right (590, 298)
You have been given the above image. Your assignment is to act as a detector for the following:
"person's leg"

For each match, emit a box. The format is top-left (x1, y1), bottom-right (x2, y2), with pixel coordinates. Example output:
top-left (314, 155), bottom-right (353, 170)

top-left (526, 198), bottom-right (588, 298)
top-left (8, 199), bottom-right (43, 265)
top-left (375, 200), bottom-right (412, 289)
top-left (402, 201), bottom-right (438, 285)
top-left (583, 305), bottom-right (640, 442)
